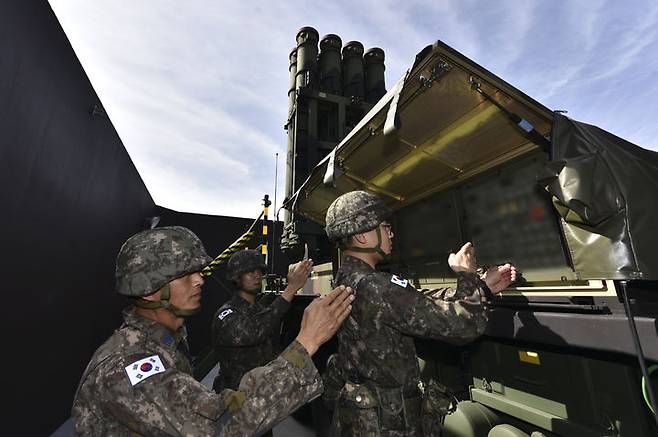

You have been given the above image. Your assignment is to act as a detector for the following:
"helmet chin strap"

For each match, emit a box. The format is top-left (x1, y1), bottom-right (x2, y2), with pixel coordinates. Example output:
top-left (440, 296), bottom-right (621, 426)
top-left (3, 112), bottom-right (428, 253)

top-left (135, 284), bottom-right (200, 317)
top-left (241, 287), bottom-right (261, 296)
top-left (344, 226), bottom-right (387, 258)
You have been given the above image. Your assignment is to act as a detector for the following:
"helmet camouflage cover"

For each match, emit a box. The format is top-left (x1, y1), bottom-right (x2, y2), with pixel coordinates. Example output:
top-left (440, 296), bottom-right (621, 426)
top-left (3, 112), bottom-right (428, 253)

top-left (116, 226), bottom-right (211, 297)
top-left (325, 190), bottom-right (392, 240)
top-left (226, 249), bottom-right (267, 282)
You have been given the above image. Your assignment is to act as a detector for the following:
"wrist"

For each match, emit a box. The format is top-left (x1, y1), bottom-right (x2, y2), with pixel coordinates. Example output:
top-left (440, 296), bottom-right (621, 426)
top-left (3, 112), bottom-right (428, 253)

top-left (456, 270), bottom-right (478, 278)
top-left (282, 286), bottom-right (297, 301)
top-left (479, 279), bottom-right (494, 299)
top-left (451, 266), bottom-right (476, 273)
top-left (295, 334), bottom-right (318, 356)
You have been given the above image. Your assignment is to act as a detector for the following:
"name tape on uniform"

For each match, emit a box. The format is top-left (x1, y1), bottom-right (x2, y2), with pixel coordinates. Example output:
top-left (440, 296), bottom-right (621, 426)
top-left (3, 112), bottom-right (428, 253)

top-left (390, 275), bottom-right (408, 288)
top-left (125, 355), bottom-right (165, 386)
top-left (218, 308), bottom-right (234, 320)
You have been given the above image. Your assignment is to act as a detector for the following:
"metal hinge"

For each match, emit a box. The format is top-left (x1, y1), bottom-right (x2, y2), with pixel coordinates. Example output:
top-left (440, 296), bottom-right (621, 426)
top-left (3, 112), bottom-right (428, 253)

top-left (418, 58), bottom-right (453, 91)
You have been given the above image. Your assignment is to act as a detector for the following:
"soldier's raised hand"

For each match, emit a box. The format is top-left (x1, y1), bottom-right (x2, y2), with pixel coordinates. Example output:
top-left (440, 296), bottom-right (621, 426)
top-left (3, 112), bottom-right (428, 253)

top-left (283, 259), bottom-right (314, 301)
top-left (483, 263), bottom-right (517, 294)
top-left (448, 242), bottom-right (477, 273)
top-left (295, 285), bottom-right (354, 356)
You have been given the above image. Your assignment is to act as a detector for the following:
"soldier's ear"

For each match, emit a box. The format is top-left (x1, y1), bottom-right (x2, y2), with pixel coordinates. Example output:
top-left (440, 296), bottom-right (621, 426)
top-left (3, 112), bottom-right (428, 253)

top-left (142, 287), bottom-right (164, 302)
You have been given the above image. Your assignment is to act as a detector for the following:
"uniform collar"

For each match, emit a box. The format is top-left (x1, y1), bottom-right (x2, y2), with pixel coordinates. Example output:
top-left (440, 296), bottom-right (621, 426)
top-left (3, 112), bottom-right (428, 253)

top-left (342, 255), bottom-right (376, 271)
top-left (230, 293), bottom-right (252, 307)
top-left (232, 292), bottom-right (265, 308)
top-left (122, 306), bottom-right (187, 351)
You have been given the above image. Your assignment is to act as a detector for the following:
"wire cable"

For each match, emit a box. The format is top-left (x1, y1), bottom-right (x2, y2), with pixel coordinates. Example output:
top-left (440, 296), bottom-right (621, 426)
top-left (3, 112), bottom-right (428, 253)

top-left (642, 365), bottom-right (658, 414)
top-left (201, 211), bottom-right (263, 277)
top-left (620, 281), bottom-right (658, 427)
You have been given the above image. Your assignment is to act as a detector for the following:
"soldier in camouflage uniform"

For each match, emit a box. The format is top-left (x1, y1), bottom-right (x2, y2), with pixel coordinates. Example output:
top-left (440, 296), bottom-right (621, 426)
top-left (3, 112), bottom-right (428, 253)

top-left (72, 226), bottom-right (355, 436)
top-left (212, 250), bottom-right (312, 392)
top-left (324, 191), bottom-right (516, 436)
top-left (211, 250), bottom-right (312, 436)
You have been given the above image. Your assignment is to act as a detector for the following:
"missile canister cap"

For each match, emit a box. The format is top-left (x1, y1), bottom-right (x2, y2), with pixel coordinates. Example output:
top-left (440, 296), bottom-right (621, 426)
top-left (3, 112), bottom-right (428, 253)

top-left (364, 47), bottom-right (385, 63)
top-left (342, 41), bottom-right (364, 57)
top-left (320, 34), bottom-right (342, 51)
top-left (296, 26), bottom-right (319, 44)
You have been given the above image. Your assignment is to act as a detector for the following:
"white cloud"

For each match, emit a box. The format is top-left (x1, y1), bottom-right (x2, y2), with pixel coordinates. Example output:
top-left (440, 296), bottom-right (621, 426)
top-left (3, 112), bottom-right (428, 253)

top-left (588, 3), bottom-right (658, 83)
top-left (48, 0), bottom-right (658, 219)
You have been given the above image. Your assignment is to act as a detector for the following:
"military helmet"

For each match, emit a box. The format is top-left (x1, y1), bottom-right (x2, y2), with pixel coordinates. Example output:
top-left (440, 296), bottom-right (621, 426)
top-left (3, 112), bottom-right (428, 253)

top-left (226, 249), bottom-right (267, 282)
top-left (116, 226), bottom-right (211, 297)
top-left (325, 190), bottom-right (391, 240)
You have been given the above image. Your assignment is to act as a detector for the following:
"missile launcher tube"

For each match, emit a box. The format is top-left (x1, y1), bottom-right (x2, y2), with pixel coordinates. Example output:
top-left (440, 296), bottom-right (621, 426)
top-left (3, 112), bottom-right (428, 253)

top-left (364, 47), bottom-right (386, 103)
top-left (318, 34), bottom-right (342, 95)
top-left (342, 41), bottom-right (365, 99)
top-left (287, 47), bottom-right (297, 116)
top-left (295, 26), bottom-right (319, 90)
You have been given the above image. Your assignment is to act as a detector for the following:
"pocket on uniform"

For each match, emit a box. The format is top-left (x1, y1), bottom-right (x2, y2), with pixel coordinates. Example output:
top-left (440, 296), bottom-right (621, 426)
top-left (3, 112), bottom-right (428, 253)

top-left (338, 383), bottom-right (380, 436)
top-left (375, 386), bottom-right (405, 431)
top-left (341, 382), bottom-right (377, 408)
top-left (422, 379), bottom-right (453, 415)
top-left (421, 379), bottom-right (453, 436)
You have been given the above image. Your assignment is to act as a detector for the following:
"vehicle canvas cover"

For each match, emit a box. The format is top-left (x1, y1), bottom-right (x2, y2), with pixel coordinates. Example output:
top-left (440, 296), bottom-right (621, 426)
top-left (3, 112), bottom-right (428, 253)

top-left (540, 112), bottom-right (658, 280)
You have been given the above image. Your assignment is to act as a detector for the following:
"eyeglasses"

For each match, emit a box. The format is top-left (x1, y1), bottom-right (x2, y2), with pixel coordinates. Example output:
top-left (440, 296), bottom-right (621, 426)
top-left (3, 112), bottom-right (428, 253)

top-left (380, 223), bottom-right (393, 237)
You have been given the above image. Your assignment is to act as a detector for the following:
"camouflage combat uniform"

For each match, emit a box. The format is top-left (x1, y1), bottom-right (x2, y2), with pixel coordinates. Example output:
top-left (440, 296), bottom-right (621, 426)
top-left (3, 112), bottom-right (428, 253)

top-left (72, 306), bottom-right (322, 436)
top-left (331, 255), bottom-right (487, 436)
top-left (212, 293), bottom-right (291, 392)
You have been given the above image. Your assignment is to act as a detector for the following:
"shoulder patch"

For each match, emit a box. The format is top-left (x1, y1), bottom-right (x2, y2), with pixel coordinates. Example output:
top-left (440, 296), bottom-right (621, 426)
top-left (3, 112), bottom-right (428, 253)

top-left (125, 355), bottom-right (165, 386)
top-left (390, 275), bottom-right (409, 288)
top-left (218, 308), bottom-right (234, 320)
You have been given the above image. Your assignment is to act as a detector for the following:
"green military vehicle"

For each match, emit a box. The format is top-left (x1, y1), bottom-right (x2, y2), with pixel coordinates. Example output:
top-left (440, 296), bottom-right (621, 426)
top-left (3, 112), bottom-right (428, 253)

top-left (281, 32), bottom-right (658, 437)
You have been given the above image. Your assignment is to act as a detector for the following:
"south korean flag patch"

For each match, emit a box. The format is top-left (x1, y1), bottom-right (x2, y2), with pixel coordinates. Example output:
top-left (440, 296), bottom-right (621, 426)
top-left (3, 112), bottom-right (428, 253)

top-left (125, 355), bottom-right (166, 386)
top-left (390, 275), bottom-right (408, 288)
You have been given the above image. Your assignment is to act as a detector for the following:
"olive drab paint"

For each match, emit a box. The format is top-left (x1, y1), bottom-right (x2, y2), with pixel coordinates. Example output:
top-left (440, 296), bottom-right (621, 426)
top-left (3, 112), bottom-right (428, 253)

top-left (342, 41), bottom-right (365, 100)
top-left (364, 47), bottom-right (386, 103)
top-left (319, 34), bottom-right (342, 95)
top-left (295, 26), bottom-right (319, 90)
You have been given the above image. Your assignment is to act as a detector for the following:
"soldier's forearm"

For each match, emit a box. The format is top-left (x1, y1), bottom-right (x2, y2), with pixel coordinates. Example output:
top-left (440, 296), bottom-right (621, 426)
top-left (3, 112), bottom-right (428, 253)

top-left (214, 341), bottom-right (322, 436)
top-left (454, 271), bottom-right (484, 301)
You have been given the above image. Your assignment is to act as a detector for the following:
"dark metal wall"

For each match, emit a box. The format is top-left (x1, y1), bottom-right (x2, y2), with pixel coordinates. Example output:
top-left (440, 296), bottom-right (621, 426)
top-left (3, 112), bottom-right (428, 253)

top-left (0, 1), bottom-right (156, 435)
top-left (0, 2), bottom-right (292, 435)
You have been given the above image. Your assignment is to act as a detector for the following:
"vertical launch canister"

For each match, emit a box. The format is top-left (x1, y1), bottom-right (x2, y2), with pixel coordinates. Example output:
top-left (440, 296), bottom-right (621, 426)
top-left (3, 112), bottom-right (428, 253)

top-left (295, 26), bottom-right (319, 90)
top-left (364, 47), bottom-right (386, 104)
top-left (318, 34), bottom-right (342, 95)
top-left (342, 41), bottom-right (365, 99)
top-left (287, 47), bottom-right (297, 117)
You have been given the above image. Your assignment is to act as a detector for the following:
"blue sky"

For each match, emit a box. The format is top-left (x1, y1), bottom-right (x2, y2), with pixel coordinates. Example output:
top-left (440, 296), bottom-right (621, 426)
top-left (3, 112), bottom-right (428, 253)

top-left (49, 0), bottom-right (658, 218)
